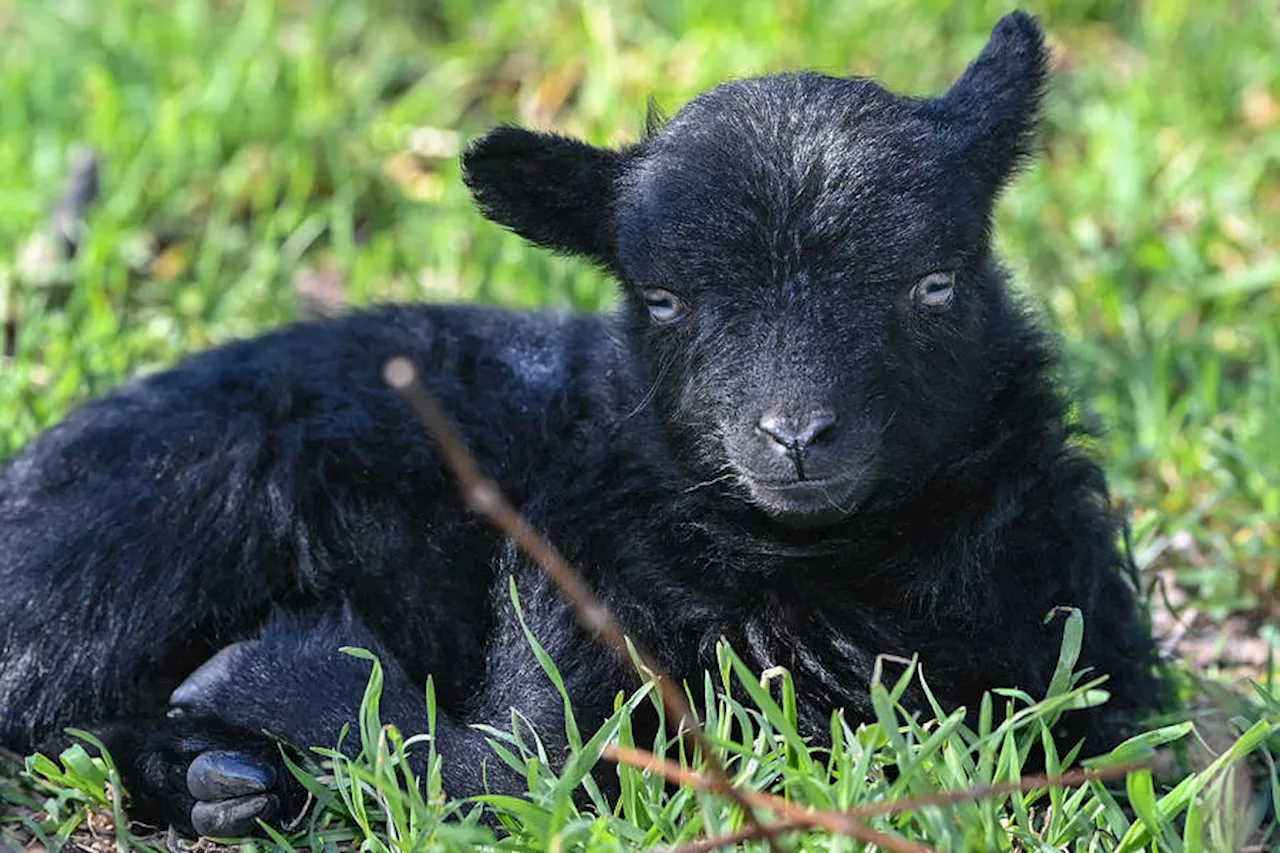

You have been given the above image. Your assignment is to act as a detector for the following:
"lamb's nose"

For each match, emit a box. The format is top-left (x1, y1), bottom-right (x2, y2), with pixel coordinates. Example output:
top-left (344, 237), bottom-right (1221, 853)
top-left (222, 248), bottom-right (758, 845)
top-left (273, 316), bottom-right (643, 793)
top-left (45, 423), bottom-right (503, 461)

top-left (757, 410), bottom-right (838, 450)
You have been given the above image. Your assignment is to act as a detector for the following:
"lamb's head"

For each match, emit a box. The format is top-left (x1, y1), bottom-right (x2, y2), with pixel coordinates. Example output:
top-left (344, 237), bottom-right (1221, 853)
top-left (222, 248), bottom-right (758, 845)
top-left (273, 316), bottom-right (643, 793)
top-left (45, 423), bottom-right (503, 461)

top-left (464, 12), bottom-right (1050, 527)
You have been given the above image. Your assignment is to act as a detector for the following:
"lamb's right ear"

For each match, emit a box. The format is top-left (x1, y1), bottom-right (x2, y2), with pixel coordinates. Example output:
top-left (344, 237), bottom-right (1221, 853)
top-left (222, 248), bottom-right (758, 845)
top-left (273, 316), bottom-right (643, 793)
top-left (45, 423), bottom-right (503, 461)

top-left (936, 11), bottom-right (1048, 194)
top-left (462, 127), bottom-right (626, 268)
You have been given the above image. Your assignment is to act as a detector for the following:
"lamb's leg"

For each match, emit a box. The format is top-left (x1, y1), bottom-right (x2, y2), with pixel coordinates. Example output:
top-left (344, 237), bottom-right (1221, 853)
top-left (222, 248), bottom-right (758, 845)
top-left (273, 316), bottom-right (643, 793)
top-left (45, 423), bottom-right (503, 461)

top-left (151, 577), bottom-right (629, 837)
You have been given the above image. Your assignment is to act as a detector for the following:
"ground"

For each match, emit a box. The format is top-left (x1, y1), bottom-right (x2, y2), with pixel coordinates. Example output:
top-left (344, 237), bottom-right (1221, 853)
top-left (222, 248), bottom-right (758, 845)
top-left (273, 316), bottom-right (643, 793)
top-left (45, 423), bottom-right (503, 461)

top-left (0, 1), bottom-right (1277, 851)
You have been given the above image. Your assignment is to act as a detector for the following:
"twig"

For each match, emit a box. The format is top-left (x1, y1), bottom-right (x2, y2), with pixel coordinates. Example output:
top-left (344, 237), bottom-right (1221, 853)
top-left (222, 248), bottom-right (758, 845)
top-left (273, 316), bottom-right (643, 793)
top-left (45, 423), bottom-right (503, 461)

top-left (605, 742), bottom-right (1153, 838)
top-left (1159, 606), bottom-right (1198, 658)
top-left (3, 286), bottom-right (15, 360)
top-left (604, 743), bottom-right (933, 848)
top-left (665, 819), bottom-right (808, 853)
top-left (51, 147), bottom-right (100, 260)
top-left (384, 358), bottom-right (787, 853)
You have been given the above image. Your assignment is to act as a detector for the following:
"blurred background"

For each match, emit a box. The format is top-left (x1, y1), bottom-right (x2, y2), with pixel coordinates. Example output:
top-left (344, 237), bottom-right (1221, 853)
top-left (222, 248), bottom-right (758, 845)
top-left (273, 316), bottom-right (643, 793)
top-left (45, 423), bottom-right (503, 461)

top-left (0, 0), bottom-right (1276, 677)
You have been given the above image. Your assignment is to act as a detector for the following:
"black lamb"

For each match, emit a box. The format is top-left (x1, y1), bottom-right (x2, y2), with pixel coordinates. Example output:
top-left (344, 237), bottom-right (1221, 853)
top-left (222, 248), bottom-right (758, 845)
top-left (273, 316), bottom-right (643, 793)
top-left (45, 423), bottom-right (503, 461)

top-left (0, 12), bottom-right (1162, 837)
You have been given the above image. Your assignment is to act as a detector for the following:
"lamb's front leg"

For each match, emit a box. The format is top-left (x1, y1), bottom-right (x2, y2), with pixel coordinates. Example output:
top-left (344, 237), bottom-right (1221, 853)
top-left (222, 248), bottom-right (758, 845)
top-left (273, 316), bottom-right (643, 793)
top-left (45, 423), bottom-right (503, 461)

top-left (105, 607), bottom-right (429, 837)
top-left (153, 583), bottom-right (629, 837)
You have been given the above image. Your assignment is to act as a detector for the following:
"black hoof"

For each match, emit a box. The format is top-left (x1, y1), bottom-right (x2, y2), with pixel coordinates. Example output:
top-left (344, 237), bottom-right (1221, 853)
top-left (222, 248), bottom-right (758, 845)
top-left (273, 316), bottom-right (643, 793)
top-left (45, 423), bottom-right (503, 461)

top-left (191, 793), bottom-right (279, 837)
top-left (187, 750), bottom-right (279, 837)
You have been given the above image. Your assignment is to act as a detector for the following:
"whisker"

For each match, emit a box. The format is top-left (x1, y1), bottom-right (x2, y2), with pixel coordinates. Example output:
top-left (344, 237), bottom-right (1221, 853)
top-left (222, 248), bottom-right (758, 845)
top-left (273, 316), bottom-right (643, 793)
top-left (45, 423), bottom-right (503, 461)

top-left (682, 470), bottom-right (740, 494)
top-left (816, 479), bottom-right (858, 514)
top-left (623, 354), bottom-right (675, 421)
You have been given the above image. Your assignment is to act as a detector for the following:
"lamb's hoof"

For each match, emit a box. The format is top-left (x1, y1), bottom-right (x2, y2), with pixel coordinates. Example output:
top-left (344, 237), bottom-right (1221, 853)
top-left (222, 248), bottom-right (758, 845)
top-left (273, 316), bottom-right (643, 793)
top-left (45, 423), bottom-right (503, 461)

top-left (187, 750), bottom-right (279, 837)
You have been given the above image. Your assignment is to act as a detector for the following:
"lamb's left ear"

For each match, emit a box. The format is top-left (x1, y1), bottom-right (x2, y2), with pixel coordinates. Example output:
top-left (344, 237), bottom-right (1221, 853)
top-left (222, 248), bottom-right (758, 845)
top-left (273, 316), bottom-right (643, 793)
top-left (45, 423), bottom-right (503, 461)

top-left (462, 127), bottom-right (626, 269)
top-left (936, 11), bottom-right (1049, 193)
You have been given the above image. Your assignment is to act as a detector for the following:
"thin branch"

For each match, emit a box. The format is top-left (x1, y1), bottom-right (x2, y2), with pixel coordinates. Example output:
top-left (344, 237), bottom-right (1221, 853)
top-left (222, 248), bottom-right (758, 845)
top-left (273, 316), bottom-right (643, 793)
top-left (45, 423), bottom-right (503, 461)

top-left (384, 358), bottom-right (787, 853)
top-left (664, 819), bottom-right (808, 853)
top-left (605, 742), bottom-right (1153, 839)
top-left (605, 743), bottom-right (931, 846)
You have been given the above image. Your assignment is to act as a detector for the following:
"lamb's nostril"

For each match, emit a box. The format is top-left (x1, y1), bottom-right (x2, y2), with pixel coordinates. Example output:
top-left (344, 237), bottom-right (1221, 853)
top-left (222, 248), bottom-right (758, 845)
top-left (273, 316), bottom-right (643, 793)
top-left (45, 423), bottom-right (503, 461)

top-left (757, 410), bottom-right (838, 450)
top-left (802, 412), bottom-right (838, 445)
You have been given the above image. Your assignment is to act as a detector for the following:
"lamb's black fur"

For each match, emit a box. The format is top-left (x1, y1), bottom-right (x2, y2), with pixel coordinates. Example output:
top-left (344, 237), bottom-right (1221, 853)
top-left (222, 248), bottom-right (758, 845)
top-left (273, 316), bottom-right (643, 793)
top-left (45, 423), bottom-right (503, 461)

top-left (0, 12), bottom-right (1162, 837)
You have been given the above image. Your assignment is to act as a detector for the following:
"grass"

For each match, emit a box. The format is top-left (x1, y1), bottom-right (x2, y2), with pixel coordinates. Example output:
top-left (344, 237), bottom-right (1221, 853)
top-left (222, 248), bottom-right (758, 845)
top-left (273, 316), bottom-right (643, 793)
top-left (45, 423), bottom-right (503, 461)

top-left (5, 607), bottom-right (1275, 852)
top-left (1, 0), bottom-right (1278, 849)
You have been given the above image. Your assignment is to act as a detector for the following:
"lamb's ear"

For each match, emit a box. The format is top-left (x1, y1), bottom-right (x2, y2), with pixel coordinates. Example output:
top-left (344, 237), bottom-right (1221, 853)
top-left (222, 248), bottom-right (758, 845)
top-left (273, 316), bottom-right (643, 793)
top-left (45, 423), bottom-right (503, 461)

top-left (937, 11), bottom-right (1049, 192)
top-left (462, 127), bottom-right (625, 268)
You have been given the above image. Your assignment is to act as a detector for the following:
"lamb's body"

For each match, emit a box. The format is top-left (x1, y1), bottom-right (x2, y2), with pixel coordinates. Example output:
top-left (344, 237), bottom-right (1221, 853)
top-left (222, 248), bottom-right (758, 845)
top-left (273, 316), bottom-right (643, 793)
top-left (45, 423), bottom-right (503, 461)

top-left (0, 301), bottom-right (1154, 830)
top-left (0, 13), bottom-right (1161, 837)
top-left (0, 306), bottom-right (594, 749)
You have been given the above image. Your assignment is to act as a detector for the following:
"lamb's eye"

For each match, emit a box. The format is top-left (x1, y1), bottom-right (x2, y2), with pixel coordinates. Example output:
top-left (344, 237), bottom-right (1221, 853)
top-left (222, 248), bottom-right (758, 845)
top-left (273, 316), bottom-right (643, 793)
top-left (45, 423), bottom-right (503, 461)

top-left (641, 288), bottom-right (686, 324)
top-left (910, 271), bottom-right (956, 313)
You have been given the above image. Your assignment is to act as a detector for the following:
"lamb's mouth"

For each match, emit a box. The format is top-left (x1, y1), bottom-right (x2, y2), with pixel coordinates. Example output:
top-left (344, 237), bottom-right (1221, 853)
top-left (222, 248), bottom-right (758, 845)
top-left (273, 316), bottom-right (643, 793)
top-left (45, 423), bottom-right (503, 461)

top-left (741, 474), bottom-right (866, 529)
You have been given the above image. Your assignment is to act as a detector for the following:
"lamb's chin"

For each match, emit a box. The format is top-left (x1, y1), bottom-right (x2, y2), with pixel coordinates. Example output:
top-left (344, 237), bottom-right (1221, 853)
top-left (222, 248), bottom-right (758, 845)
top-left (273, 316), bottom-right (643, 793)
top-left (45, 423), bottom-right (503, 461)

top-left (742, 475), bottom-right (867, 529)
